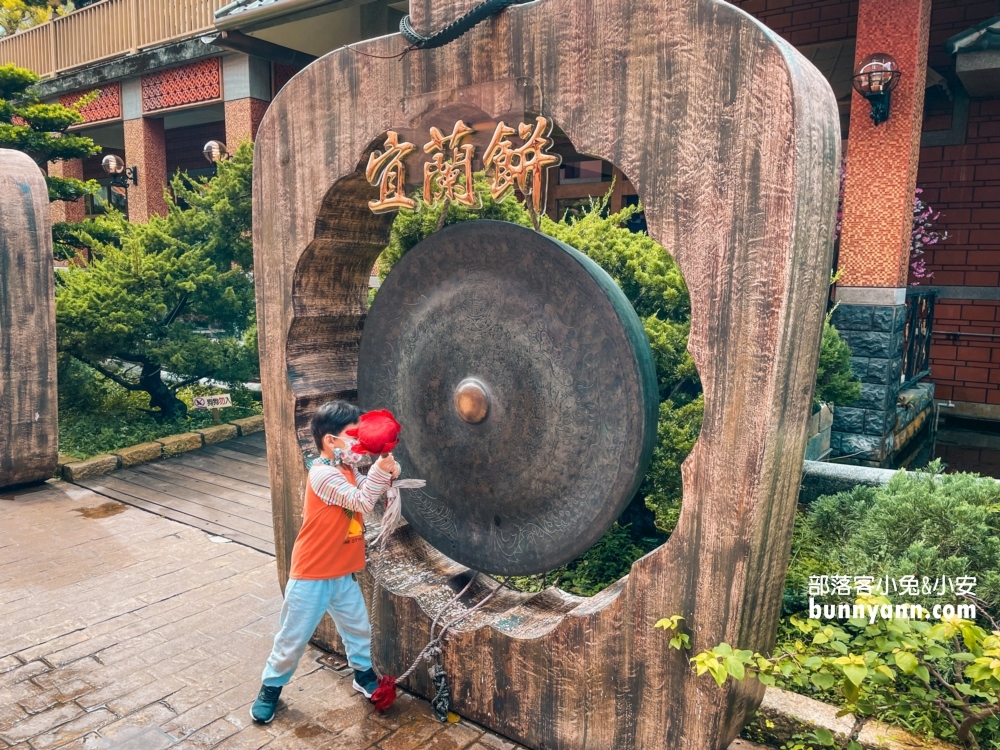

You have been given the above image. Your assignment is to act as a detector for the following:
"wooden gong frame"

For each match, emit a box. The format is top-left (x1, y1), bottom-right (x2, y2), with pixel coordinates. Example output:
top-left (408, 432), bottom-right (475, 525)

top-left (253, 0), bottom-right (840, 746)
top-left (0, 149), bottom-right (57, 489)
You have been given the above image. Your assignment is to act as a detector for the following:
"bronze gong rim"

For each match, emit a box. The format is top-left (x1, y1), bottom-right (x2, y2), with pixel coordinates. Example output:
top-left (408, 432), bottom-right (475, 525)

top-left (358, 220), bottom-right (659, 575)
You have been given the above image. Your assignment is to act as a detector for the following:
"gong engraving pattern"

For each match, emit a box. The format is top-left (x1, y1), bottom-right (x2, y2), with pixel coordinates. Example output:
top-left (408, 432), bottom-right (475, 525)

top-left (358, 221), bottom-right (657, 575)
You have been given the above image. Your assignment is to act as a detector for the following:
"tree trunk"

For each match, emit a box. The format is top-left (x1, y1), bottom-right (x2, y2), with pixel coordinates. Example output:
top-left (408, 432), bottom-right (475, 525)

top-left (139, 364), bottom-right (187, 420)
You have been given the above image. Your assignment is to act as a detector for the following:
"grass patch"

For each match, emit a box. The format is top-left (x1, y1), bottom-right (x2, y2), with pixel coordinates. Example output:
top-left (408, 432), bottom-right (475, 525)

top-left (58, 358), bottom-right (261, 461)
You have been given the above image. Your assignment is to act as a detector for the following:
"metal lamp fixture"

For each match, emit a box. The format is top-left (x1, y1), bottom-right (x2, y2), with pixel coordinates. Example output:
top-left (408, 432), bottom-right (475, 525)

top-left (203, 140), bottom-right (229, 164)
top-left (852, 52), bottom-right (901, 126)
top-left (101, 154), bottom-right (138, 187)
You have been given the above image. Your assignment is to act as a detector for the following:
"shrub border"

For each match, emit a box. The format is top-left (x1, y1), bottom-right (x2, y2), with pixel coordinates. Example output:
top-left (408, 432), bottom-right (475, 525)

top-left (57, 415), bottom-right (265, 481)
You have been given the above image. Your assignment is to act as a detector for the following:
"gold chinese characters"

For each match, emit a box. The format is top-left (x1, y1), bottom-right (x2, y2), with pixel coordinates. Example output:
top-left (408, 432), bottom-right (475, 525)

top-left (365, 117), bottom-right (562, 215)
top-left (366, 132), bottom-right (416, 214)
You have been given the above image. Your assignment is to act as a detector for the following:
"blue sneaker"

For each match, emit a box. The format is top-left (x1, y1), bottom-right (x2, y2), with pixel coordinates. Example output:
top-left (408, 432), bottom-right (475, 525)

top-left (353, 668), bottom-right (379, 699)
top-left (250, 684), bottom-right (282, 723)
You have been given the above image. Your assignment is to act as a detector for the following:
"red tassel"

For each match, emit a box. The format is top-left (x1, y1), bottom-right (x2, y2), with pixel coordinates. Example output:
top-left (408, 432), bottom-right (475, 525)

top-left (371, 675), bottom-right (398, 711)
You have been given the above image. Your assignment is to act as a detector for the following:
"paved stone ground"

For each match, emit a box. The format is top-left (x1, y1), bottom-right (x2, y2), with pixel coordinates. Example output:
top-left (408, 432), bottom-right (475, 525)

top-left (0, 480), bottom-right (769, 750)
top-left (0, 481), bottom-right (534, 750)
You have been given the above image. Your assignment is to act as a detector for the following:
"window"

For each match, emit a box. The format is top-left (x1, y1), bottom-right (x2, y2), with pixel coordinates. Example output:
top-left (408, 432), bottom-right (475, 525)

top-left (558, 159), bottom-right (610, 184)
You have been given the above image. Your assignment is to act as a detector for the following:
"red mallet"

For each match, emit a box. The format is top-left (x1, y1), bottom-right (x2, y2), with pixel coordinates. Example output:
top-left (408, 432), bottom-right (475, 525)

top-left (371, 674), bottom-right (398, 711)
top-left (345, 409), bottom-right (401, 456)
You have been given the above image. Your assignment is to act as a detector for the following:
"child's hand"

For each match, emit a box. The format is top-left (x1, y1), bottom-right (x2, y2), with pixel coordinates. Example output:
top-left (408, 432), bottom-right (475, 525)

top-left (376, 453), bottom-right (398, 476)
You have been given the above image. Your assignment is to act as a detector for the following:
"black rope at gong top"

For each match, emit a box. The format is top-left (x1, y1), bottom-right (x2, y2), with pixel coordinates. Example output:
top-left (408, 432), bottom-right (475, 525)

top-left (399, 0), bottom-right (534, 50)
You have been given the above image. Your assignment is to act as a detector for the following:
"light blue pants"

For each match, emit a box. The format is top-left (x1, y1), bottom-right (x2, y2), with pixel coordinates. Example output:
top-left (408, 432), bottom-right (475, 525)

top-left (261, 575), bottom-right (372, 687)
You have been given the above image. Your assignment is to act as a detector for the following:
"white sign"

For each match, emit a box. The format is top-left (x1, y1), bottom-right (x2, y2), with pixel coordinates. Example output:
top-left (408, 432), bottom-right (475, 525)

top-left (192, 394), bottom-right (232, 410)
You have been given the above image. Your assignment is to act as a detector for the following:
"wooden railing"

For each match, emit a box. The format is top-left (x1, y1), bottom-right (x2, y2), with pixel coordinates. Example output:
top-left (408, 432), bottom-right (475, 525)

top-left (0, 0), bottom-right (230, 78)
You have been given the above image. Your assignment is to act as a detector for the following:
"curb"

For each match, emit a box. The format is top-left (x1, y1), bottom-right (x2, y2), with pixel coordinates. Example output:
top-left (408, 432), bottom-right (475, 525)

top-left (752, 686), bottom-right (959, 750)
top-left (58, 414), bottom-right (264, 481)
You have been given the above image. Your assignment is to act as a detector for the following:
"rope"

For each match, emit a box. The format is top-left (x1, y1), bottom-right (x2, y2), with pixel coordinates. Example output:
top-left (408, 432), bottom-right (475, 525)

top-left (399, 0), bottom-right (533, 50)
top-left (390, 571), bottom-right (504, 683)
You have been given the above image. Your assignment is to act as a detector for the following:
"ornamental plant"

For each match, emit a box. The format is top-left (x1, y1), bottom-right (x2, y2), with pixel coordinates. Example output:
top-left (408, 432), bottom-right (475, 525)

top-left (0, 63), bottom-right (100, 202)
top-left (55, 142), bottom-right (258, 420)
top-left (658, 601), bottom-right (1000, 749)
top-left (911, 189), bottom-right (947, 284)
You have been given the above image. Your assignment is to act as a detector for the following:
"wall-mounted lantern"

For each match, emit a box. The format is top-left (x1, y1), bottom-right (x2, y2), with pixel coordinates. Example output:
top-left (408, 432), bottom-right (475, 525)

top-left (852, 52), bottom-right (901, 126)
top-left (203, 140), bottom-right (229, 164)
top-left (101, 154), bottom-right (138, 187)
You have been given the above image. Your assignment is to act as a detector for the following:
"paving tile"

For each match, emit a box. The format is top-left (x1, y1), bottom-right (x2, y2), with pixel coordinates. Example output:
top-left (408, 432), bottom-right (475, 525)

top-left (29, 708), bottom-right (116, 750)
top-left (0, 702), bottom-right (83, 745)
top-left (104, 676), bottom-right (187, 717)
top-left (377, 718), bottom-right (444, 750)
top-left (0, 662), bottom-right (48, 691)
top-left (18, 679), bottom-right (93, 715)
top-left (167, 717), bottom-right (240, 748)
top-left (0, 480), bottom-right (533, 750)
top-left (75, 670), bottom-right (156, 710)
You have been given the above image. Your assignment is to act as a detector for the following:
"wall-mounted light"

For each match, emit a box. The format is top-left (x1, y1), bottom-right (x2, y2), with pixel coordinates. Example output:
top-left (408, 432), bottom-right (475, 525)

top-left (203, 140), bottom-right (229, 164)
top-left (852, 52), bottom-right (901, 126)
top-left (101, 154), bottom-right (138, 187)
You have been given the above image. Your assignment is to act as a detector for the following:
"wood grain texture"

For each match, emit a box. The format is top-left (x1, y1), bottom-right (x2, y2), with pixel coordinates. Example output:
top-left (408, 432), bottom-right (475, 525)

top-left (253, 0), bottom-right (840, 746)
top-left (0, 149), bottom-right (57, 488)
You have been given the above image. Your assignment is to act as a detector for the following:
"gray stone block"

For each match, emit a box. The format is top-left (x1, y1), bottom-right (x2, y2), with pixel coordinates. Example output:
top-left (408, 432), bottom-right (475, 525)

top-left (864, 409), bottom-right (891, 436)
top-left (857, 383), bottom-right (889, 410)
top-left (832, 406), bottom-right (865, 432)
top-left (871, 305), bottom-right (902, 332)
top-left (829, 430), bottom-right (843, 455)
top-left (864, 357), bottom-right (890, 384)
top-left (839, 330), bottom-right (893, 358)
top-left (831, 304), bottom-right (873, 331)
top-left (850, 357), bottom-right (868, 379)
top-left (840, 433), bottom-right (883, 459)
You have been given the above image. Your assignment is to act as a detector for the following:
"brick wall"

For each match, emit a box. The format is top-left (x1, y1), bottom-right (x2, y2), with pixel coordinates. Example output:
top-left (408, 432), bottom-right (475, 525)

top-left (927, 300), bottom-right (1000, 405)
top-left (914, 0), bottom-right (1000, 409)
top-left (732, 0), bottom-right (856, 44)
top-left (736, 0), bottom-right (1000, 411)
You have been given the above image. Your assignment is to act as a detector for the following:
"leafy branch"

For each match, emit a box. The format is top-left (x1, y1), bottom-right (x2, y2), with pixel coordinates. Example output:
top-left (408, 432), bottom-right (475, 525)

top-left (657, 596), bottom-right (1000, 749)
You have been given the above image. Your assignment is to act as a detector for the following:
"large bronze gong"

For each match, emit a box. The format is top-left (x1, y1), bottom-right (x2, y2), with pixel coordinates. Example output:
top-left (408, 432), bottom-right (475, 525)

top-left (358, 220), bottom-right (658, 575)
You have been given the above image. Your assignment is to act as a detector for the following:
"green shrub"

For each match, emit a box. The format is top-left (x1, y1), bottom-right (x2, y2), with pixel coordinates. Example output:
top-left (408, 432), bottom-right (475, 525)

top-left (57, 355), bottom-right (261, 460)
top-left (814, 315), bottom-right (862, 408)
top-left (787, 463), bottom-right (1000, 621)
top-left (55, 142), bottom-right (258, 420)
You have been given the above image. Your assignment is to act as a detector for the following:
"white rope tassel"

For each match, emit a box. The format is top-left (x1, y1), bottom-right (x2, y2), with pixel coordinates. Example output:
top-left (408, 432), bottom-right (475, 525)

top-left (374, 478), bottom-right (425, 550)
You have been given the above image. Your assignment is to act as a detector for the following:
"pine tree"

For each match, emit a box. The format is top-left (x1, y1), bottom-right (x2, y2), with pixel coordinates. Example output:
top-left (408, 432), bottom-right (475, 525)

top-left (55, 143), bottom-right (258, 420)
top-left (0, 63), bottom-right (100, 202)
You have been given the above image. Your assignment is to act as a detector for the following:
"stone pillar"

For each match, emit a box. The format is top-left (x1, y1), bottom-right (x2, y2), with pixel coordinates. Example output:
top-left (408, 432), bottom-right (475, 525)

top-left (831, 0), bottom-right (932, 465)
top-left (223, 54), bottom-right (270, 146)
top-left (123, 117), bottom-right (167, 222)
top-left (47, 158), bottom-right (86, 224)
top-left (224, 98), bottom-right (269, 145)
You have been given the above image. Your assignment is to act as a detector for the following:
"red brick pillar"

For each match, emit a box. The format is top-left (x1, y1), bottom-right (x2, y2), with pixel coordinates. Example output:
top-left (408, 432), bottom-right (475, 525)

top-left (47, 158), bottom-right (86, 224)
top-left (830, 0), bottom-right (932, 465)
top-left (225, 98), bottom-right (269, 146)
top-left (838, 0), bottom-right (931, 292)
top-left (123, 117), bottom-right (167, 222)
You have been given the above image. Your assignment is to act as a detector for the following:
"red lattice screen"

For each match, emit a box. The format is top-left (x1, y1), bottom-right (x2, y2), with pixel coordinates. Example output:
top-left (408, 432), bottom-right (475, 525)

top-left (60, 83), bottom-right (122, 123)
top-left (142, 58), bottom-right (222, 113)
top-left (272, 63), bottom-right (300, 97)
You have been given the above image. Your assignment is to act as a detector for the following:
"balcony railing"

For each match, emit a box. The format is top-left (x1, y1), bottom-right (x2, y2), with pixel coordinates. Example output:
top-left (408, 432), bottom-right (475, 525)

top-left (0, 0), bottom-right (229, 78)
top-left (901, 287), bottom-right (937, 391)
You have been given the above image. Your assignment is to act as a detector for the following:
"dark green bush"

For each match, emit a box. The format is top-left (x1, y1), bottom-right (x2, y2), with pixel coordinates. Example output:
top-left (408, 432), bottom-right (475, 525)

top-left (57, 355), bottom-right (261, 460)
top-left (814, 314), bottom-right (862, 408)
top-left (785, 461), bottom-right (1000, 621)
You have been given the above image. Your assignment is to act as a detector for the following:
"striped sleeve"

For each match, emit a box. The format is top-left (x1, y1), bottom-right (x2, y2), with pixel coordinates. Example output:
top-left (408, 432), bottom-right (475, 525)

top-left (309, 463), bottom-right (393, 514)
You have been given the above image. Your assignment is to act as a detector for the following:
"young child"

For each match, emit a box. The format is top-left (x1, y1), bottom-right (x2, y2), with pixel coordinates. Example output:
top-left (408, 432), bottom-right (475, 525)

top-left (251, 401), bottom-right (399, 724)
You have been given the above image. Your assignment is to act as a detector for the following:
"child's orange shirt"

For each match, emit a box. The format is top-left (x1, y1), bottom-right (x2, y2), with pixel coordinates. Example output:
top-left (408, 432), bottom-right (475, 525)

top-left (288, 458), bottom-right (393, 580)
